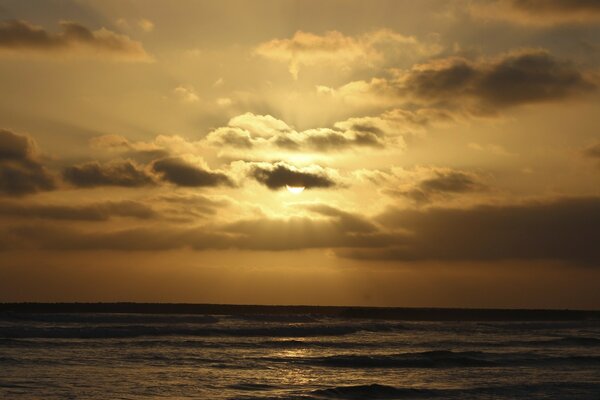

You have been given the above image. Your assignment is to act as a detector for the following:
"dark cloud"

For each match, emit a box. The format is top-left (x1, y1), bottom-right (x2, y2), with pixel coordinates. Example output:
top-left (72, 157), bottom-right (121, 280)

top-left (342, 197), bottom-right (600, 264)
top-left (0, 19), bottom-right (151, 60)
top-left (471, 1), bottom-right (600, 26)
top-left (403, 50), bottom-right (594, 108)
top-left (419, 171), bottom-right (484, 193)
top-left (250, 163), bottom-right (336, 190)
top-left (0, 128), bottom-right (31, 160)
top-left (405, 61), bottom-right (477, 100)
top-left (152, 157), bottom-right (233, 187)
top-left (510, 0), bottom-right (600, 13)
top-left (390, 188), bottom-right (431, 204)
top-left (302, 130), bottom-right (384, 151)
top-left (583, 143), bottom-right (600, 159)
top-left (0, 129), bottom-right (55, 196)
top-left (63, 160), bottom-right (154, 188)
top-left (0, 200), bottom-right (156, 221)
top-left (385, 169), bottom-right (485, 204)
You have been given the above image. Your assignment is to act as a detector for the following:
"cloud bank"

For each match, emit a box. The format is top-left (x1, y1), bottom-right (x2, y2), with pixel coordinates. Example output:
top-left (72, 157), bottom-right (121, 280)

top-left (330, 49), bottom-right (595, 113)
top-left (0, 129), bottom-right (55, 196)
top-left (471, 0), bottom-right (600, 26)
top-left (0, 19), bottom-right (151, 61)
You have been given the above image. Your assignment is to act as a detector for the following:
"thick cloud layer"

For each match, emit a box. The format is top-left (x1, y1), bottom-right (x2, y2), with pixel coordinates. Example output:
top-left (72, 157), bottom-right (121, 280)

top-left (0, 200), bottom-right (156, 221)
top-left (152, 157), bottom-right (233, 187)
top-left (419, 171), bottom-right (483, 193)
top-left (2, 197), bottom-right (598, 267)
top-left (584, 143), bottom-right (600, 159)
top-left (0, 19), bottom-right (151, 60)
top-left (400, 170), bottom-right (485, 204)
top-left (404, 50), bottom-right (594, 108)
top-left (334, 50), bottom-right (595, 113)
top-left (0, 206), bottom-right (395, 252)
top-left (512, 0), bottom-right (600, 13)
top-left (343, 197), bottom-right (600, 264)
top-left (0, 129), bottom-right (55, 196)
top-left (63, 160), bottom-right (154, 188)
top-left (250, 162), bottom-right (336, 190)
top-left (471, 0), bottom-right (600, 25)
top-left (364, 167), bottom-right (485, 204)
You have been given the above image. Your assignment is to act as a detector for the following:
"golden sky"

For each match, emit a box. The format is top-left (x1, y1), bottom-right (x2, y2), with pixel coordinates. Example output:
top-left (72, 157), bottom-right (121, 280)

top-left (0, 0), bottom-right (599, 308)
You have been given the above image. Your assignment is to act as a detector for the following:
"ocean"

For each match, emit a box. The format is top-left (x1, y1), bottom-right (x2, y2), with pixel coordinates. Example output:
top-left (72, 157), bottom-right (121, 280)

top-left (1, 304), bottom-right (599, 399)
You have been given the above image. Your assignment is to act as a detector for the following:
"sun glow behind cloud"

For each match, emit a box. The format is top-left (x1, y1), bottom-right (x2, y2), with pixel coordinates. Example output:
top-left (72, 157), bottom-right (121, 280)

top-left (286, 185), bottom-right (305, 194)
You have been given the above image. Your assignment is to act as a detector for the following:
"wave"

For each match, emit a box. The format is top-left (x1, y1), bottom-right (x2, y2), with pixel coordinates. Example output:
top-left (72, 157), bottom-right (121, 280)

top-left (312, 384), bottom-right (440, 399)
top-left (268, 350), bottom-right (497, 368)
top-left (476, 320), bottom-right (600, 331)
top-left (0, 322), bottom-right (407, 339)
top-left (310, 382), bottom-right (600, 399)
top-left (418, 335), bottom-right (600, 349)
top-left (264, 350), bottom-right (600, 369)
top-left (229, 383), bottom-right (280, 391)
top-left (545, 336), bottom-right (600, 346)
top-left (1, 313), bottom-right (220, 324)
top-left (227, 314), bottom-right (320, 323)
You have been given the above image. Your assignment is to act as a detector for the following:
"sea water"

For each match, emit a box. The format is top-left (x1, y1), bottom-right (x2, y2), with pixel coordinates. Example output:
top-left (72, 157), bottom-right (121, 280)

top-left (1, 311), bottom-right (599, 399)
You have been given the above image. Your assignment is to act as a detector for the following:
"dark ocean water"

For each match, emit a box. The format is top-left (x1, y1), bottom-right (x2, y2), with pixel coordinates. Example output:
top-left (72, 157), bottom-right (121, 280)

top-left (1, 309), bottom-right (599, 399)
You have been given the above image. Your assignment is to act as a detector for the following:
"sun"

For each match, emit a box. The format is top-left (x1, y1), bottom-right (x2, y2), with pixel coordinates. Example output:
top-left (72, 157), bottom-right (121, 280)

top-left (286, 185), bottom-right (305, 194)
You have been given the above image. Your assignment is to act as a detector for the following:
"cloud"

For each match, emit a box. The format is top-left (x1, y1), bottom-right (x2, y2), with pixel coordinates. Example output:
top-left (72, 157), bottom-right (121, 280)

top-left (471, 0), bottom-right (600, 26)
top-left (173, 86), bottom-right (199, 103)
top-left (468, 142), bottom-right (516, 157)
top-left (583, 142), bottom-right (600, 168)
top-left (216, 97), bottom-right (233, 107)
top-left (0, 19), bottom-right (152, 61)
top-left (205, 111), bottom-right (427, 153)
top-left (137, 18), bottom-right (155, 33)
top-left (408, 170), bottom-right (485, 203)
top-left (303, 204), bottom-right (379, 233)
top-left (419, 170), bottom-right (485, 193)
top-left (0, 205), bottom-right (395, 252)
top-left (63, 160), bottom-right (154, 188)
top-left (219, 215), bottom-right (393, 251)
top-left (0, 129), bottom-right (55, 196)
top-left (156, 193), bottom-right (229, 217)
top-left (583, 142), bottom-right (600, 159)
top-left (249, 162), bottom-right (337, 190)
top-left (360, 166), bottom-right (486, 204)
top-left (116, 18), bottom-right (154, 33)
top-left (0, 199), bottom-right (156, 221)
top-left (294, 128), bottom-right (385, 151)
top-left (205, 127), bottom-right (256, 149)
top-left (3, 196), bottom-right (598, 266)
top-left (255, 29), bottom-right (440, 78)
top-left (152, 157), bottom-right (233, 187)
top-left (341, 197), bottom-right (600, 264)
top-left (331, 49), bottom-right (595, 112)
top-left (228, 113), bottom-right (292, 137)
top-left (89, 134), bottom-right (184, 162)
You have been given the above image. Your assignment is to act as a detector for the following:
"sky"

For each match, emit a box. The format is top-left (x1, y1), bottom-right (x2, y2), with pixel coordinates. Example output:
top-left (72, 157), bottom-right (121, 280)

top-left (0, 0), bottom-right (599, 308)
